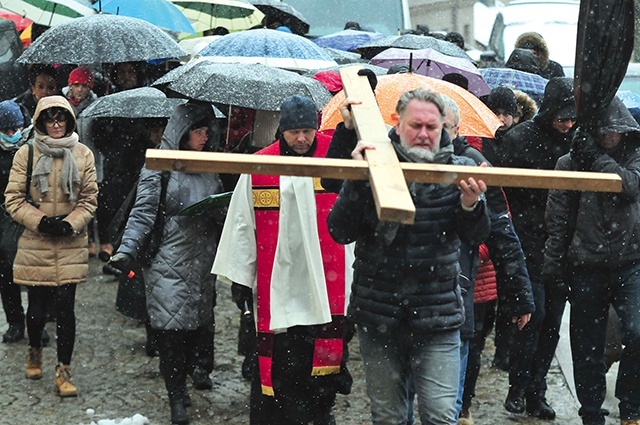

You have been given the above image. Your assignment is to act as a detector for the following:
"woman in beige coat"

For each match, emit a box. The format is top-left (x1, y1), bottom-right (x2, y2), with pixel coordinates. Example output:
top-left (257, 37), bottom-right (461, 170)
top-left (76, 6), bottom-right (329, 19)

top-left (4, 95), bottom-right (97, 397)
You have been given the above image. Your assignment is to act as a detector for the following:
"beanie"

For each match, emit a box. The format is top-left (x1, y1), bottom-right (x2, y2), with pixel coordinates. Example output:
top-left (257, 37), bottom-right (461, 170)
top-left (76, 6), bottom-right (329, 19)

top-left (68, 66), bottom-right (94, 89)
top-left (0, 100), bottom-right (24, 130)
top-left (485, 86), bottom-right (518, 116)
top-left (278, 95), bottom-right (318, 132)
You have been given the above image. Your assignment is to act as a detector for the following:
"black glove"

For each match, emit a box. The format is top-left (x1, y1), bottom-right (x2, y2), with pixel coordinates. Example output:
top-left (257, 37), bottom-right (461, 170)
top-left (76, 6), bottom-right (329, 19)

top-left (231, 283), bottom-right (253, 313)
top-left (357, 68), bottom-right (377, 92)
top-left (38, 215), bottom-right (73, 237)
top-left (108, 252), bottom-right (133, 273)
top-left (571, 128), bottom-right (603, 170)
top-left (542, 273), bottom-right (569, 300)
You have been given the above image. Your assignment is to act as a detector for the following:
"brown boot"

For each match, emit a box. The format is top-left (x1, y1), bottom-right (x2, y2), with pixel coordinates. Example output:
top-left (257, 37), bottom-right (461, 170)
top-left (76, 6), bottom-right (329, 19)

top-left (26, 346), bottom-right (43, 380)
top-left (55, 365), bottom-right (77, 397)
top-left (621, 420), bottom-right (640, 425)
top-left (458, 406), bottom-right (474, 425)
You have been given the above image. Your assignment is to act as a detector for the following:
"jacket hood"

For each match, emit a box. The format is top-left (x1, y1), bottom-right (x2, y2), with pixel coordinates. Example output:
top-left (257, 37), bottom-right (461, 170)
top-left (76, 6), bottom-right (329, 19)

top-left (592, 96), bottom-right (640, 135)
top-left (160, 103), bottom-right (219, 151)
top-left (32, 95), bottom-right (76, 136)
top-left (513, 89), bottom-right (538, 122)
top-left (505, 48), bottom-right (542, 75)
top-left (534, 77), bottom-right (574, 128)
top-left (514, 32), bottom-right (550, 70)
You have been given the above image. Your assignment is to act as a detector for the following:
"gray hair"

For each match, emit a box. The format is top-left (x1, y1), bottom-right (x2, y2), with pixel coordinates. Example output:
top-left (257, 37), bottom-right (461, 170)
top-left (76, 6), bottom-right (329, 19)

top-left (395, 88), bottom-right (446, 119)
top-left (440, 95), bottom-right (460, 126)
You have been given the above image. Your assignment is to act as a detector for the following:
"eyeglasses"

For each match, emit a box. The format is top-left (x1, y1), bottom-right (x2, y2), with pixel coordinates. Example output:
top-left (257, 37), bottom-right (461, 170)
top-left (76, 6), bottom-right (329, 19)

top-left (555, 117), bottom-right (576, 124)
top-left (44, 118), bottom-right (66, 127)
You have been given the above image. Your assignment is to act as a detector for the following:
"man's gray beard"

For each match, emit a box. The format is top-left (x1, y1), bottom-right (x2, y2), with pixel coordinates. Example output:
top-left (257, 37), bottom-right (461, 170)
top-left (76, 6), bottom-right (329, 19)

top-left (399, 136), bottom-right (438, 162)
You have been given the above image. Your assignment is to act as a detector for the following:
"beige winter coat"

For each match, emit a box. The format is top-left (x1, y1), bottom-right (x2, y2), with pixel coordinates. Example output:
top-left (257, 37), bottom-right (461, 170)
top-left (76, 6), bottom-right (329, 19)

top-left (4, 96), bottom-right (98, 286)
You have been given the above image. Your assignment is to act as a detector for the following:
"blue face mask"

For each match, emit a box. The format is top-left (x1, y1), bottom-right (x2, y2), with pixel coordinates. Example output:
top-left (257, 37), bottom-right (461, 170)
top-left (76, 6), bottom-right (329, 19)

top-left (0, 131), bottom-right (22, 144)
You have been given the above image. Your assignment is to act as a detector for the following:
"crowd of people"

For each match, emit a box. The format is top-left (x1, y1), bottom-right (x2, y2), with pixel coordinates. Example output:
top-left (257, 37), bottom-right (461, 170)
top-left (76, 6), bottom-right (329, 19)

top-left (0, 20), bottom-right (638, 425)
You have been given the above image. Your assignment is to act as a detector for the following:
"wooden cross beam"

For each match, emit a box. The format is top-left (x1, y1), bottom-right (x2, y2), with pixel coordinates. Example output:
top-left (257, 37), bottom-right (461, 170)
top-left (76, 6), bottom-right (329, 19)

top-left (145, 66), bottom-right (622, 224)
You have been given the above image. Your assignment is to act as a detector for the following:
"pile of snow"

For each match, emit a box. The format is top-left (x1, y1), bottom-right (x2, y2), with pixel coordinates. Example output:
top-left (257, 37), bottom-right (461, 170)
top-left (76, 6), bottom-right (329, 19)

top-left (81, 410), bottom-right (150, 425)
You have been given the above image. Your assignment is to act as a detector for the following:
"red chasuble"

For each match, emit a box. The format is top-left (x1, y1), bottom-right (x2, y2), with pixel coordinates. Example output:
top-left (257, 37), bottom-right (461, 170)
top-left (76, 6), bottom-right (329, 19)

top-left (252, 134), bottom-right (346, 396)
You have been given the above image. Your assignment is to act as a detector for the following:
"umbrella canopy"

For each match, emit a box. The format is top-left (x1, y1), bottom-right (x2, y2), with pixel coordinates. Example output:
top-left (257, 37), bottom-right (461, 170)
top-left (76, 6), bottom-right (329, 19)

top-left (313, 29), bottom-right (385, 52)
top-left (356, 34), bottom-right (472, 61)
top-left (95, 0), bottom-right (195, 34)
top-left (480, 67), bottom-right (548, 97)
top-left (0, 0), bottom-right (95, 26)
top-left (247, 0), bottom-right (308, 35)
top-left (0, 9), bottom-right (33, 31)
top-left (322, 47), bottom-right (364, 65)
top-left (17, 13), bottom-right (186, 64)
top-left (178, 35), bottom-right (221, 57)
top-left (370, 47), bottom-right (490, 97)
top-left (169, 0), bottom-right (264, 33)
top-left (153, 60), bottom-right (332, 111)
top-left (198, 28), bottom-right (337, 71)
top-left (320, 72), bottom-right (502, 138)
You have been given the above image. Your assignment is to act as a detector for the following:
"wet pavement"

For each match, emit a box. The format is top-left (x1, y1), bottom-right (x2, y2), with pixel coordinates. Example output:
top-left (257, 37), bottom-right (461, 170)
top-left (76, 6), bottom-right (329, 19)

top-left (0, 257), bottom-right (621, 424)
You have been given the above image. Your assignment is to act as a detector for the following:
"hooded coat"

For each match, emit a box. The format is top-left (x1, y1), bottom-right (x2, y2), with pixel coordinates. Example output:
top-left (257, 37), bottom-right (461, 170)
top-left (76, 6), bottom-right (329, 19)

top-left (544, 98), bottom-right (640, 275)
top-left (494, 77), bottom-right (574, 281)
top-left (4, 96), bottom-right (98, 285)
top-left (117, 103), bottom-right (224, 330)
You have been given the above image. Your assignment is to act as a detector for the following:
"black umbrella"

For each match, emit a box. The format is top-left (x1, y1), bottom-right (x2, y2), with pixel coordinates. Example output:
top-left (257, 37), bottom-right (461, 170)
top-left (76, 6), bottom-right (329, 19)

top-left (17, 14), bottom-right (186, 65)
top-left (574, 0), bottom-right (635, 128)
top-left (356, 34), bottom-right (472, 61)
top-left (247, 0), bottom-right (309, 35)
top-left (153, 60), bottom-right (332, 111)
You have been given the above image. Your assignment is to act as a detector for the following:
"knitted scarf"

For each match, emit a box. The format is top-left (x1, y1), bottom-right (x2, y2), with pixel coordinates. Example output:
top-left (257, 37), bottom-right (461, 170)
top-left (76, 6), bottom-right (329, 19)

top-left (32, 132), bottom-right (81, 202)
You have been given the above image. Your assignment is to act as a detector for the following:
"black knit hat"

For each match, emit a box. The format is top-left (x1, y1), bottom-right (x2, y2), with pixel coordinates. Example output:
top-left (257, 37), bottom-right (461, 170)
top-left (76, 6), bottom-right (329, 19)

top-left (485, 86), bottom-right (518, 116)
top-left (279, 95), bottom-right (318, 131)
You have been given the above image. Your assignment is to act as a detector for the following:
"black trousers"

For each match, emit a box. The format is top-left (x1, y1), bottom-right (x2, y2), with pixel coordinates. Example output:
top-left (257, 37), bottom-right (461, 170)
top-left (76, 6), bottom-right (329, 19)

top-left (27, 284), bottom-right (77, 365)
top-left (0, 258), bottom-right (24, 326)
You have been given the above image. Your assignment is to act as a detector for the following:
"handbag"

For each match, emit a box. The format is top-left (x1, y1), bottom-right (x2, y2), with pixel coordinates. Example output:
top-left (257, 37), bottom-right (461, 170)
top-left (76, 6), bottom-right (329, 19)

top-left (0, 142), bottom-right (35, 264)
top-left (108, 171), bottom-right (169, 266)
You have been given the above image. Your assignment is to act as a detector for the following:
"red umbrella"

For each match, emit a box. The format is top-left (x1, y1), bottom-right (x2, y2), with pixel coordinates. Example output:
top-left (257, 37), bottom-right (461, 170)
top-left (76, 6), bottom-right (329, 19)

top-left (0, 9), bottom-right (33, 31)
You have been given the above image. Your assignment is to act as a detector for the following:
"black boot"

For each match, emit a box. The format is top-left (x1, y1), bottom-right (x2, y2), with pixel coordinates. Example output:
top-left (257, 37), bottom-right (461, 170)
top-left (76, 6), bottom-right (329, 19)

top-left (504, 386), bottom-right (526, 413)
top-left (190, 366), bottom-right (212, 390)
top-left (526, 396), bottom-right (556, 420)
top-left (2, 322), bottom-right (24, 343)
top-left (169, 394), bottom-right (189, 425)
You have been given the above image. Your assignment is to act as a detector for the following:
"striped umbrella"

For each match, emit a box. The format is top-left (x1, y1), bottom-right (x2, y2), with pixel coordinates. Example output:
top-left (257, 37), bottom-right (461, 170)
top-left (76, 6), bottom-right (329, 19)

top-left (169, 0), bottom-right (264, 33)
top-left (0, 0), bottom-right (96, 27)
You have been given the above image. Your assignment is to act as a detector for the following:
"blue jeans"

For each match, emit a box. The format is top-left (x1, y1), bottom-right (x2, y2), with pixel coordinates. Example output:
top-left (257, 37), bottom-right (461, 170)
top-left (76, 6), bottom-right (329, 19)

top-left (569, 262), bottom-right (640, 423)
top-left (357, 323), bottom-right (460, 425)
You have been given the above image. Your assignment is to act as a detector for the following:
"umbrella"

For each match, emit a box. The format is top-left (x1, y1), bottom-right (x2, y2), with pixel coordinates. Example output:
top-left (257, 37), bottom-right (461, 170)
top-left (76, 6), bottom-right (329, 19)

top-left (617, 90), bottom-right (640, 122)
top-left (17, 14), bottom-right (186, 64)
top-left (322, 47), bottom-right (364, 65)
top-left (198, 28), bottom-right (337, 71)
top-left (0, 0), bottom-right (95, 26)
top-left (95, 0), bottom-right (195, 34)
top-left (169, 0), bottom-right (264, 33)
top-left (370, 47), bottom-right (491, 97)
top-left (153, 60), bottom-right (332, 111)
top-left (304, 63), bottom-right (388, 78)
top-left (178, 35), bottom-right (221, 57)
top-left (320, 72), bottom-right (502, 138)
top-left (247, 0), bottom-right (308, 36)
top-left (313, 29), bottom-right (385, 52)
top-left (480, 67), bottom-right (549, 96)
top-left (356, 34), bottom-right (472, 61)
top-left (0, 9), bottom-right (33, 31)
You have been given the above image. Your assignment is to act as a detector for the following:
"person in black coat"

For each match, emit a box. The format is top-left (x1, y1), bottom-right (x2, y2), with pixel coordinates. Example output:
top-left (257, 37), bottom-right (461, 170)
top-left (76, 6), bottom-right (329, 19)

top-left (514, 32), bottom-right (565, 80)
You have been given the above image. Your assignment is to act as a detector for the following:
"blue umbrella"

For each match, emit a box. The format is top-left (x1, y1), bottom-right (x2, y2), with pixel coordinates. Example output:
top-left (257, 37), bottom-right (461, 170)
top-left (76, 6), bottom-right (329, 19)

top-left (96, 0), bottom-right (195, 34)
top-left (313, 29), bottom-right (384, 52)
top-left (617, 90), bottom-right (640, 122)
top-left (480, 67), bottom-right (548, 96)
top-left (198, 28), bottom-right (337, 71)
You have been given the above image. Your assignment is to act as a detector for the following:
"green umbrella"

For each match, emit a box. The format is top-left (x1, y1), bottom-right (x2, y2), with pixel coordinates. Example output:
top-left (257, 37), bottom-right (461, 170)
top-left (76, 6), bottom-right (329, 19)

top-left (0, 0), bottom-right (96, 27)
top-left (169, 0), bottom-right (265, 33)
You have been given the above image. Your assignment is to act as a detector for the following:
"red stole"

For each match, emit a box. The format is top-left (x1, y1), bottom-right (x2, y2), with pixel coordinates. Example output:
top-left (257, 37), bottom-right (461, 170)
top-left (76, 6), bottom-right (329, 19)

top-left (252, 135), bottom-right (346, 396)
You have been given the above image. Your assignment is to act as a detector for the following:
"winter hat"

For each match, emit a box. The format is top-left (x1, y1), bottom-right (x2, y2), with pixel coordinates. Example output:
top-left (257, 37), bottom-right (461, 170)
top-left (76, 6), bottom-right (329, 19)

top-left (485, 86), bottom-right (518, 116)
top-left (0, 100), bottom-right (24, 130)
top-left (68, 66), bottom-right (94, 88)
top-left (279, 95), bottom-right (318, 131)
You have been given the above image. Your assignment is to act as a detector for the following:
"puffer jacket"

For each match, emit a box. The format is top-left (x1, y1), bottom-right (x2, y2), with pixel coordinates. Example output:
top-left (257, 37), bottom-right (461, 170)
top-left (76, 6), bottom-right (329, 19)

top-left (117, 103), bottom-right (224, 331)
top-left (4, 96), bottom-right (98, 285)
top-left (495, 77), bottom-right (574, 281)
top-left (327, 125), bottom-right (491, 333)
top-left (544, 98), bottom-right (640, 275)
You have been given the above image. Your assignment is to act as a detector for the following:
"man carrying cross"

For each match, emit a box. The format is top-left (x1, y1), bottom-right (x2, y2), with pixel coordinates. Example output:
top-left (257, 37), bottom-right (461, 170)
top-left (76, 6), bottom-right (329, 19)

top-left (327, 88), bottom-right (491, 424)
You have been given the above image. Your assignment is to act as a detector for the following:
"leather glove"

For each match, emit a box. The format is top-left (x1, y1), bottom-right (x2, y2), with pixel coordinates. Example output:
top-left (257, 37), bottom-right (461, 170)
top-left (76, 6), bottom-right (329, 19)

top-left (38, 215), bottom-right (73, 237)
top-left (108, 252), bottom-right (133, 273)
top-left (542, 273), bottom-right (569, 300)
top-left (357, 68), bottom-right (378, 92)
top-left (571, 128), bottom-right (603, 170)
top-left (231, 283), bottom-right (253, 313)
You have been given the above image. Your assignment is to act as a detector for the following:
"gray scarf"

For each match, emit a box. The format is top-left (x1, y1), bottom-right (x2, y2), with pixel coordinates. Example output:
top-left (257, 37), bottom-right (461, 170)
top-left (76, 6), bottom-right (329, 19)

top-left (33, 132), bottom-right (81, 202)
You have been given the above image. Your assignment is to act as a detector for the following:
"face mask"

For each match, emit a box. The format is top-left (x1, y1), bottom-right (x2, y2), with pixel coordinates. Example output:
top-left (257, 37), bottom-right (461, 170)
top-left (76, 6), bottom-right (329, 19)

top-left (0, 131), bottom-right (22, 144)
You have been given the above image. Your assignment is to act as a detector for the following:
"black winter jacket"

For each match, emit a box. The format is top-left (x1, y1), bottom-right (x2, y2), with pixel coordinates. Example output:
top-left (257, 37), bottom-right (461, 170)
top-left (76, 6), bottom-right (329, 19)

top-left (327, 126), bottom-right (491, 333)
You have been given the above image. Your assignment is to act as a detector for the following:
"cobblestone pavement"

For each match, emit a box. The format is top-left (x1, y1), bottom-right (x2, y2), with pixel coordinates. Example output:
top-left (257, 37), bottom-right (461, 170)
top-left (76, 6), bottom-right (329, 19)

top-left (0, 258), bottom-right (620, 425)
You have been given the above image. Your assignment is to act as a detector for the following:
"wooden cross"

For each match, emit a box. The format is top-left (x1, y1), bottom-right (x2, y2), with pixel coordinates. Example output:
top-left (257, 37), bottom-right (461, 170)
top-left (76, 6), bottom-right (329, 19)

top-left (145, 66), bottom-right (622, 224)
